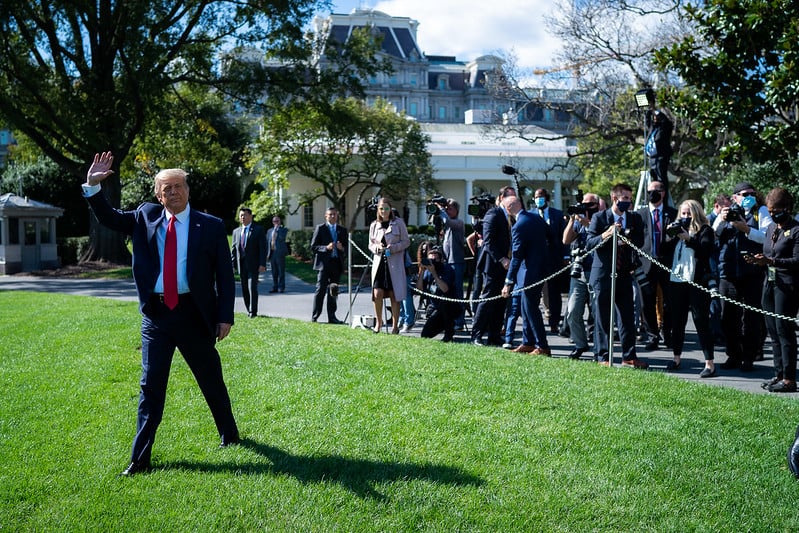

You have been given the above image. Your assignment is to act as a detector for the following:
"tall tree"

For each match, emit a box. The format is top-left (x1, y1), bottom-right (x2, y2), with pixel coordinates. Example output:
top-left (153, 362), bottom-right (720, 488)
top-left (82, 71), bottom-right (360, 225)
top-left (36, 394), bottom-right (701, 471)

top-left (0, 0), bottom-right (351, 262)
top-left (655, 0), bottom-right (799, 171)
top-left (485, 0), bottom-right (721, 199)
top-left (249, 97), bottom-right (435, 230)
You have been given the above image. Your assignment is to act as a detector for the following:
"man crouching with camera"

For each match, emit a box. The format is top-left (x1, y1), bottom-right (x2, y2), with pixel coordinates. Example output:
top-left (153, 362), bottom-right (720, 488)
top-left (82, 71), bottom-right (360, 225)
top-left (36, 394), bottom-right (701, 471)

top-left (417, 246), bottom-right (459, 342)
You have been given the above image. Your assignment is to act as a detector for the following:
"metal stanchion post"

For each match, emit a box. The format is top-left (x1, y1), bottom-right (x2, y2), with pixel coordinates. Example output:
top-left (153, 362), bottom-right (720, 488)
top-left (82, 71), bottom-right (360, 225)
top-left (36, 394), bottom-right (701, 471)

top-left (608, 227), bottom-right (618, 367)
top-left (347, 239), bottom-right (352, 326)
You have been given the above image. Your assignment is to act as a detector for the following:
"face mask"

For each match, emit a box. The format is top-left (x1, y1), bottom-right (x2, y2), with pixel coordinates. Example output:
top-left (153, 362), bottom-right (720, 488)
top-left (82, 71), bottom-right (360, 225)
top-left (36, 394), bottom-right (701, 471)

top-left (740, 195), bottom-right (756, 210)
top-left (648, 190), bottom-right (663, 204)
top-left (535, 197), bottom-right (547, 209)
top-left (771, 211), bottom-right (789, 224)
top-left (680, 216), bottom-right (692, 229)
top-left (616, 200), bottom-right (631, 212)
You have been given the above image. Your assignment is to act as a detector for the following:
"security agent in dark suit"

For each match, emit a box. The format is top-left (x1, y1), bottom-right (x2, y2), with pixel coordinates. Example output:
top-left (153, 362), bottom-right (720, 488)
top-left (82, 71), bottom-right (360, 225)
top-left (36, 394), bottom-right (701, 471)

top-left (636, 180), bottom-right (678, 350)
top-left (267, 216), bottom-right (290, 293)
top-left (83, 152), bottom-right (239, 477)
top-left (533, 188), bottom-right (569, 333)
top-left (231, 208), bottom-right (267, 318)
top-left (501, 196), bottom-right (551, 355)
top-left (310, 207), bottom-right (348, 324)
top-left (471, 198), bottom-right (512, 346)
top-left (586, 183), bottom-right (648, 368)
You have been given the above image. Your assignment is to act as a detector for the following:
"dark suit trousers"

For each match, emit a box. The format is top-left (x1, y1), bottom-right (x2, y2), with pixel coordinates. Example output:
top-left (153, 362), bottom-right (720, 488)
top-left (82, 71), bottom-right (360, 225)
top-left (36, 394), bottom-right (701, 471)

top-left (719, 276), bottom-right (763, 364)
top-left (472, 266), bottom-right (505, 344)
top-left (592, 275), bottom-right (638, 361)
top-left (313, 261), bottom-right (342, 321)
top-left (762, 280), bottom-right (798, 381)
top-left (521, 285), bottom-right (549, 349)
top-left (640, 267), bottom-right (672, 344)
top-left (132, 297), bottom-right (238, 465)
top-left (239, 264), bottom-right (259, 315)
top-left (270, 255), bottom-right (286, 291)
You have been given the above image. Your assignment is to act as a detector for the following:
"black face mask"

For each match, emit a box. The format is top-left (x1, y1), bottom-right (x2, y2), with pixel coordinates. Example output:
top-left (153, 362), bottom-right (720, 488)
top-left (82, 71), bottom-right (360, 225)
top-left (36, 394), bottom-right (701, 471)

top-left (648, 190), bottom-right (663, 204)
top-left (771, 211), bottom-right (790, 224)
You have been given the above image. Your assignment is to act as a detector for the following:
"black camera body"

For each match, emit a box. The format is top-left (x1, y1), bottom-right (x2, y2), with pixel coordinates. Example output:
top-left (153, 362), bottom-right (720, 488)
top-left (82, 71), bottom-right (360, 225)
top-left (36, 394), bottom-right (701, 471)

top-left (421, 257), bottom-right (432, 266)
top-left (467, 193), bottom-right (496, 220)
top-left (567, 203), bottom-right (594, 216)
top-left (726, 203), bottom-right (746, 222)
top-left (569, 247), bottom-right (585, 278)
top-left (426, 194), bottom-right (446, 215)
top-left (665, 220), bottom-right (684, 238)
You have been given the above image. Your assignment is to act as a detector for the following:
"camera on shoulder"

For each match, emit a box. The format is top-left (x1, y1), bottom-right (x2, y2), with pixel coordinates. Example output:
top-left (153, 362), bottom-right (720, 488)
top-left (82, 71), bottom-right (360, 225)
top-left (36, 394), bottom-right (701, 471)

top-left (426, 194), bottom-right (446, 215)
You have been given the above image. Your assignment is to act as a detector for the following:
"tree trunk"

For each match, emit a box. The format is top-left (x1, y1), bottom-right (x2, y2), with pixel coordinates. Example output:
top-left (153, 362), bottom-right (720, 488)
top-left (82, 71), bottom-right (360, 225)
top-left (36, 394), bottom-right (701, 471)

top-left (79, 174), bottom-right (132, 264)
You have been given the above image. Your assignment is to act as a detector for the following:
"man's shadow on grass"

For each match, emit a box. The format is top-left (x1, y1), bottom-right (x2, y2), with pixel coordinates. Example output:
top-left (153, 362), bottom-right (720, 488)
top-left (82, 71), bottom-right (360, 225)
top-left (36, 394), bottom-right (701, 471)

top-left (165, 438), bottom-right (484, 500)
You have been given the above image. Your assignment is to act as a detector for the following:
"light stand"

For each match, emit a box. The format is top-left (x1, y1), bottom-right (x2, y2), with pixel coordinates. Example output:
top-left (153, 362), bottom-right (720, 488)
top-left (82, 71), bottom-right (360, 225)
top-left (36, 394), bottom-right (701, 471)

top-left (501, 164), bottom-right (526, 207)
top-left (634, 88), bottom-right (655, 209)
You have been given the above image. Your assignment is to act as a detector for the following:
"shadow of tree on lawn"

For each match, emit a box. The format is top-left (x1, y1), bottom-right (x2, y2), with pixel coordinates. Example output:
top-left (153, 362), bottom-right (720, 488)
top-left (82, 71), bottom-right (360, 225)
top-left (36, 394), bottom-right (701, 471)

top-left (164, 438), bottom-right (484, 500)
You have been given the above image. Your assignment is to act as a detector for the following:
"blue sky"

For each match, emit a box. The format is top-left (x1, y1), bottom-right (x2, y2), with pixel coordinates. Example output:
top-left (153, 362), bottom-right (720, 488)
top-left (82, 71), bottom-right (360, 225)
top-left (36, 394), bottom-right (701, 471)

top-left (323, 0), bottom-right (561, 71)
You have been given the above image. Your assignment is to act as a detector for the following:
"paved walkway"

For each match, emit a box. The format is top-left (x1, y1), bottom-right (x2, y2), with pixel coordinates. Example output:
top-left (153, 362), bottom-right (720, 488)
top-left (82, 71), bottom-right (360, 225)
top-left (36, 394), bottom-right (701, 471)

top-left (0, 271), bottom-right (786, 396)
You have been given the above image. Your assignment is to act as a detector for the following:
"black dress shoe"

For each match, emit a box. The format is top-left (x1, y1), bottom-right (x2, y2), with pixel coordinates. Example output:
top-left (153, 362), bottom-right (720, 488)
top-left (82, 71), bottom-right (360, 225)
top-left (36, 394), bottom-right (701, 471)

top-left (568, 348), bottom-right (586, 360)
top-left (220, 436), bottom-right (241, 448)
top-left (328, 318), bottom-right (345, 325)
top-left (120, 461), bottom-right (151, 477)
top-left (644, 341), bottom-right (659, 351)
top-left (788, 424), bottom-right (799, 478)
top-left (269, 289), bottom-right (278, 293)
top-left (768, 381), bottom-right (797, 393)
top-left (720, 358), bottom-right (740, 370)
top-left (762, 377), bottom-right (781, 390)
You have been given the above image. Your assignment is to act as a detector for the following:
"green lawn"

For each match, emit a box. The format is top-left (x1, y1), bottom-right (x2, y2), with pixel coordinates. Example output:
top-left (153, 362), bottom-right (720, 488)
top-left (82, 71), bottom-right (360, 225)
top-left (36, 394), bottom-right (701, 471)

top-left (1, 291), bottom-right (798, 531)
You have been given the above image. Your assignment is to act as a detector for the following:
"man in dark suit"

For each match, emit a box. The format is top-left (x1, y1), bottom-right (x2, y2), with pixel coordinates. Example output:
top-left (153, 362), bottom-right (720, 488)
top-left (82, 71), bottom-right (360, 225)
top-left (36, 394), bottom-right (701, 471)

top-left (533, 188), bottom-right (569, 333)
top-left (310, 207), bottom-right (348, 324)
top-left (501, 196), bottom-right (551, 355)
top-left (636, 180), bottom-right (678, 350)
top-left (83, 152), bottom-right (239, 477)
top-left (471, 196), bottom-right (512, 346)
top-left (266, 215), bottom-right (290, 293)
top-left (231, 207), bottom-right (267, 318)
top-left (586, 182), bottom-right (648, 368)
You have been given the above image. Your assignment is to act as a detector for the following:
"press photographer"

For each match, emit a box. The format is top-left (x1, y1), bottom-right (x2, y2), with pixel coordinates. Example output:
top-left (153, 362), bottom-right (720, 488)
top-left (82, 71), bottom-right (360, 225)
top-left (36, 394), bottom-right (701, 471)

top-left (562, 192), bottom-right (600, 359)
top-left (417, 246), bottom-right (459, 342)
top-left (432, 197), bottom-right (467, 329)
top-left (712, 182), bottom-right (772, 371)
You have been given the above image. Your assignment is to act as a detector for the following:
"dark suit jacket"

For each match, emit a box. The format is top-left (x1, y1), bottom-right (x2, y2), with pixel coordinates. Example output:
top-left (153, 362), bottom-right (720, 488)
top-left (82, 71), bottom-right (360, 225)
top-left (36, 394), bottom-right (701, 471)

top-left (478, 206), bottom-right (511, 274)
top-left (266, 226), bottom-right (289, 260)
top-left (87, 192), bottom-right (235, 334)
top-left (763, 219), bottom-right (799, 287)
top-left (507, 209), bottom-right (549, 286)
top-left (311, 223), bottom-right (348, 272)
top-left (586, 208), bottom-right (645, 284)
top-left (636, 204), bottom-right (678, 274)
top-left (536, 206), bottom-right (568, 271)
top-left (231, 223), bottom-right (267, 274)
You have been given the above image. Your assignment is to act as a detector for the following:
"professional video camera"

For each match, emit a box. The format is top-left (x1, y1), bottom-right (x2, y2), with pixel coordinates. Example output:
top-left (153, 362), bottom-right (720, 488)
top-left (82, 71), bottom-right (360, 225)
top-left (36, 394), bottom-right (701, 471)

top-left (426, 194), bottom-right (447, 215)
top-left (725, 203), bottom-right (746, 222)
top-left (467, 193), bottom-right (496, 220)
top-left (567, 202), bottom-right (596, 216)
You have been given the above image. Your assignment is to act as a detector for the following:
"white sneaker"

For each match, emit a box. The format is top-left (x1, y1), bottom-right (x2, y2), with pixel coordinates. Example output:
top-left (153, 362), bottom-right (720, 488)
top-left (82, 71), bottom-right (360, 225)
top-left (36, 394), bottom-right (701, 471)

top-left (401, 324), bottom-right (413, 333)
top-left (502, 343), bottom-right (513, 350)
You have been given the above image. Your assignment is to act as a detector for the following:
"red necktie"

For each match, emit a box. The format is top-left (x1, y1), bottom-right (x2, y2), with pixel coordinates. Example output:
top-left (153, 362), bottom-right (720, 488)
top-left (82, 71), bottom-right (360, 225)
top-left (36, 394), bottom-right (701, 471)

top-left (653, 208), bottom-right (660, 257)
top-left (164, 216), bottom-right (178, 310)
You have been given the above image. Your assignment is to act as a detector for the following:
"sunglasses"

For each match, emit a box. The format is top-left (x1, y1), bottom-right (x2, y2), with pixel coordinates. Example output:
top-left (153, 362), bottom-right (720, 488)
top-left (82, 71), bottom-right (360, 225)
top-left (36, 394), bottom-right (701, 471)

top-left (737, 191), bottom-right (755, 197)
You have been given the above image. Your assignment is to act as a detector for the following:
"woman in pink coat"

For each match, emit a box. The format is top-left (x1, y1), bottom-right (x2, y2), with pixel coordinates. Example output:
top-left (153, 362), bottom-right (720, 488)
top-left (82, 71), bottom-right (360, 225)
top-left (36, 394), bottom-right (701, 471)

top-left (369, 198), bottom-right (411, 333)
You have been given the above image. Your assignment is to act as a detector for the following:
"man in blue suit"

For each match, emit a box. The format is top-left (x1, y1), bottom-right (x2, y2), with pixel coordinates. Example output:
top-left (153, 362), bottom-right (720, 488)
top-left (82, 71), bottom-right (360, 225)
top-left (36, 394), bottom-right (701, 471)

top-left (533, 188), bottom-right (569, 334)
top-left (501, 195), bottom-right (551, 355)
top-left (83, 152), bottom-right (239, 476)
top-left (586, 182), bottom-right (648, 368)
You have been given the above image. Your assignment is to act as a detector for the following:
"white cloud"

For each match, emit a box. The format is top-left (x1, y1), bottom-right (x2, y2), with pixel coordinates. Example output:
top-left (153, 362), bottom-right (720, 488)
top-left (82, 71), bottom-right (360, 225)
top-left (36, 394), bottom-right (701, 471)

top-left (329, 0), bottom-right (561, 70)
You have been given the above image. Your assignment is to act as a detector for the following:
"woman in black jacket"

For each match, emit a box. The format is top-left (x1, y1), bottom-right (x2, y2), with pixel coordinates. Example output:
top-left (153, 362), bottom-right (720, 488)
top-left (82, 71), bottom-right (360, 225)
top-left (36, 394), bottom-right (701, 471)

top-left (747, 188), bottom-right (799, 393)
top-left (667, 199), bottom-right (717, 377)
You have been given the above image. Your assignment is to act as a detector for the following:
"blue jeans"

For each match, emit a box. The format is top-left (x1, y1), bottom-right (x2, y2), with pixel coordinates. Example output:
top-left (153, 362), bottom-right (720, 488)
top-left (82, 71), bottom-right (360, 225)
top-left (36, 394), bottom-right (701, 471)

top-left (399, 274), bottom-right (416, 327)
top-left (566, 276), bottom-right (593, 351)
top-left (504, 292), bottom-right (521, 344)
